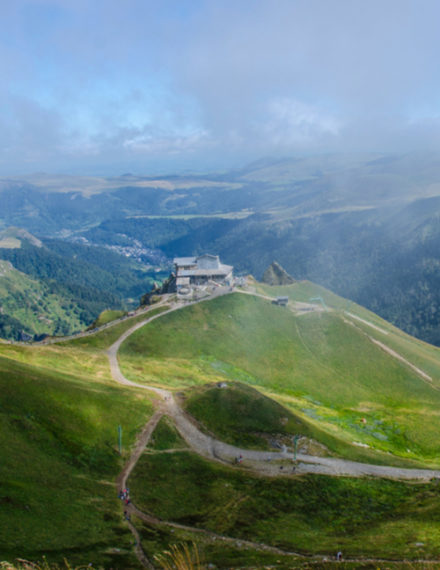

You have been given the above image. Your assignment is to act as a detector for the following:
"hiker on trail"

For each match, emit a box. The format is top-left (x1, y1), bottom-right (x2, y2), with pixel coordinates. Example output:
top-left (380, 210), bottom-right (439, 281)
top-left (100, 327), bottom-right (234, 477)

top-left (336, 551), bottom-right (342, 561)
top-left (124, 510), bottom-right (130, 521)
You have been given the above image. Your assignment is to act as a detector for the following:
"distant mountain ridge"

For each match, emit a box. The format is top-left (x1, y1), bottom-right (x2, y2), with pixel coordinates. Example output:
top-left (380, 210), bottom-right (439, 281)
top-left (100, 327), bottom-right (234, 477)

top-left (3, 153), bottom-right (440, 343)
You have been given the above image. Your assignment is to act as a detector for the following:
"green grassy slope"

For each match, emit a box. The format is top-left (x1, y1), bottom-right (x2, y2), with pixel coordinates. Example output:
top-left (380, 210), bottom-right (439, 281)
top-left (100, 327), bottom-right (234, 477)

top-left (89, 308), bottom-right (127, 328)
top-left (0, 322), bottom-right (155, 567)
top-left (0, 228), bottom-right (167, 341)
top-left (183, 381), bottom-right (307, 449)
top-left (4, 282), bottom-right (440, 566)
top-left (129, 448), bottom-right (440, 561)
top-left (119, 291), bottom-right (440, 466)
top-left (0, 260), bottom-right (85, 339)
top-left (258, 281), bottom-right (440, 391)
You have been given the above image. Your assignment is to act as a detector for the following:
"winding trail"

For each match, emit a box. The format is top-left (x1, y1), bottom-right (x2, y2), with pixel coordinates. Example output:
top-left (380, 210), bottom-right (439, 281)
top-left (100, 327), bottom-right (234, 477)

top-left (107, 291), bottom-right (440, 566)
top-left (117, 414), bottom-right (308, 567)
top-left (108, 300), bottom-right (440, 481)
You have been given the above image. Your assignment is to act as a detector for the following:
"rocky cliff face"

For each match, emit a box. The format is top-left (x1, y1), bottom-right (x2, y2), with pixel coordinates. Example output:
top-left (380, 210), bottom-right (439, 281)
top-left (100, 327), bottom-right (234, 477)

top-left (140, 273), bottom-right (176, 305)
top-left (262, 262), bottom-right (295, 286)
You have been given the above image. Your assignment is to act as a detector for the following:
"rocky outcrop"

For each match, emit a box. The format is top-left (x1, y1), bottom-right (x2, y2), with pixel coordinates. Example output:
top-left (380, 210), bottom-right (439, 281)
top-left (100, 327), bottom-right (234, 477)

top-left (262, 262), bottom-right (295, 286)
top-left (140, 273), bottom-right (176, 305)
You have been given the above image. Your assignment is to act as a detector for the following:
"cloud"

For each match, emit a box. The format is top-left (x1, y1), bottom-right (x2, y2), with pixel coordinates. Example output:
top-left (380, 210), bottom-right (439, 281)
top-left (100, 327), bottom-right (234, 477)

top-left (2, 0), bottom-right (440, 174)
top-left (260, 98), bottom-right (341, 147)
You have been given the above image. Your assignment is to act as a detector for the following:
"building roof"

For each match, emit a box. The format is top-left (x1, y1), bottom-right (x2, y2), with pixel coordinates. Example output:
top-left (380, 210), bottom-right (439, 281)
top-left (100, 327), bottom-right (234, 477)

top-left (174, 256), bottom-right (197, 266)
top-left (197, 254), bottom-right (218, 259)
top-left (179, 264), bottom-right (233, 277)
top-left (174, 254), bottom-right (233, 280)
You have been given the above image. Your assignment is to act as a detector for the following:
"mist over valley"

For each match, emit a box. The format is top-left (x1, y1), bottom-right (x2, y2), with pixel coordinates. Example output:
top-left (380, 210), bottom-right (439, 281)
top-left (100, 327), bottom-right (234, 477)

top-left (2, 152), bottom-right (440, 345)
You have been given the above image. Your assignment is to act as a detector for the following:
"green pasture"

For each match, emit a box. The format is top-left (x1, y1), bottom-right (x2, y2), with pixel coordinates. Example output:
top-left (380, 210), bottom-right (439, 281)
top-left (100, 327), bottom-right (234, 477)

top-left (135, 518), bottom-right (305, 569)
top-left (0, 351), bottom-right (152, 566)
top-left (147, 416), bottom-right (188, 451)
top-left (89, 308), bottom-right (127, 327)
top-left (3, 282), bottom-right (440, 566)
top-left (0, 302), bottom-right (174, 566)
top-left (0, 342), bottom-right (113, 385)
top-left (67, 304), bottom-right (170, 350)
top-left (183, 381), bottom-right (315, 450)
top-left (0, 304), bottom-right (172, 384)
top-left (258, 281), bottom-right (440, 386)
top-left (182, 382), bottom-right (424, 467)
top-left (129, 448), bottom-right (440, 560)
top-left (0, 305), bottom-right (167, 384)
top-left (119, 293), bottom-right (440, 465)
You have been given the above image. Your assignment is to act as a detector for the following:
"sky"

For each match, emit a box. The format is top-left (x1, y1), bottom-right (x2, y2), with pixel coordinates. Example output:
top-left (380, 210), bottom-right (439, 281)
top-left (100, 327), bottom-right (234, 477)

top-left (2, 0), bottom-right (440, 175)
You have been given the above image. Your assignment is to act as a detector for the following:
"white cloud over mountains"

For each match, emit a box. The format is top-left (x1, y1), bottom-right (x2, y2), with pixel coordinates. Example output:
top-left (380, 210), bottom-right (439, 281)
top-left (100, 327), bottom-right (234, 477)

top-left (1, 0), bottom-right (440, 174)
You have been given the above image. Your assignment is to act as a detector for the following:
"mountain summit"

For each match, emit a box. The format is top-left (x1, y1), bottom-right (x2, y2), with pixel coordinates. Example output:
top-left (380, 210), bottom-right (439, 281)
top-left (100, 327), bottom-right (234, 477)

top-left (261, 261), bottom-right (295, 286)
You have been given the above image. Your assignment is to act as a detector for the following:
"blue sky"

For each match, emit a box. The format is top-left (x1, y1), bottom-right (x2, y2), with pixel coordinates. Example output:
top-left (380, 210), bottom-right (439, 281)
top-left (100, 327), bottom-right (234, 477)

top-left (2, 0), bottom-right (440, 175)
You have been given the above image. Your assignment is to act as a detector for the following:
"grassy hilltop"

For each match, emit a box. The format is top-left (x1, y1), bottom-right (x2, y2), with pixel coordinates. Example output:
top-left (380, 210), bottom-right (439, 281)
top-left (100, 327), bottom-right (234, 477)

top-left (3, 285), bottom-right (440, 565)
top-left (119, 286), bottom-right (440, 467)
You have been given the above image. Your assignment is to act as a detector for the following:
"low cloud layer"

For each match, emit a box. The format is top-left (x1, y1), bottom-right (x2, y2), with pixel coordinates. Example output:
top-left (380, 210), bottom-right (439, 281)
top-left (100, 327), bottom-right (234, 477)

top-left (1, 0), bottom-right (440, 174)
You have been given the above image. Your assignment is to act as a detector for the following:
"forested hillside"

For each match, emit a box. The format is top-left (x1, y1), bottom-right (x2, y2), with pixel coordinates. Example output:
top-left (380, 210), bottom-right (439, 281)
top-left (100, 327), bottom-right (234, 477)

top-left (0, 230), bottom-right (165, 340)
top-left (3, 153), bottom-right (440, 344)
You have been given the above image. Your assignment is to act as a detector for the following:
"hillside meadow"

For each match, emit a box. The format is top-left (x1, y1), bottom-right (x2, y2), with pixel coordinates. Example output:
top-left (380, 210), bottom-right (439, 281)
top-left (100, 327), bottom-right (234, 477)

top-left (4, 286), bottom-right (440, 566)
top-left (0, 308), bottom-right (169, 567)
top-left (130, 446), bottom-right (440, 561)
top-left (118, 289), bottom-right (440, 467)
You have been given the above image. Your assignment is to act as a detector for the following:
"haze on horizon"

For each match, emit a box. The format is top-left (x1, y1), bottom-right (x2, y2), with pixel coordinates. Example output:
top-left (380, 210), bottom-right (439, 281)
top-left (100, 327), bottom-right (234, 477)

top-left (2, 0), bottom-right (440, 176)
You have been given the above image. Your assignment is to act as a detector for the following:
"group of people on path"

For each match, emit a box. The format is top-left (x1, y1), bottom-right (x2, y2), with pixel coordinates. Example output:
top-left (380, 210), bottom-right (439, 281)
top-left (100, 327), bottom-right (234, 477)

top-left (118, 487), bottom-right (131, 520)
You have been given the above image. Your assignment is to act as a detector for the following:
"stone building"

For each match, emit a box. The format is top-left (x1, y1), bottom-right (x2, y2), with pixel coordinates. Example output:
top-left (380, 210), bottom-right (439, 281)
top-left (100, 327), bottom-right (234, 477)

top-left (173, 254), bottom-right (233, 290)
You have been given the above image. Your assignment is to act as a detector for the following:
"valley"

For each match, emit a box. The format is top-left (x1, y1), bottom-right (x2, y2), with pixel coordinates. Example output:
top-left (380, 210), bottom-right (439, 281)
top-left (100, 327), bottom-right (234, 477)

top-left (4, 154), bottom-right (440, 346)
top-left (5, 2), bottom-right (440, 567)
top-left (4, 155), bottom-right (440, 567)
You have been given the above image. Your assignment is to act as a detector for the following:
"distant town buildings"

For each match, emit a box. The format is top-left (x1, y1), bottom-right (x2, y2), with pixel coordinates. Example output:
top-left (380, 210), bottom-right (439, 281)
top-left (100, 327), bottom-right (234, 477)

top-left (173, 254), bottom-right (233, 292)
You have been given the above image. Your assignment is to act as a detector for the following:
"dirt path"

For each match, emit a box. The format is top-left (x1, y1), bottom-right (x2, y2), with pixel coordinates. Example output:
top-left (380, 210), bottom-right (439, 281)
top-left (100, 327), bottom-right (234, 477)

top-left (116, 402), bottom-right (307, 566)
top-left (109, 295), bottom-right (440, 567)
top-left (117, 411), bottom-right (164, 492)
top-left (345, 311), bottom-right (389, 335)
top-left (370, 337), bottom-right (433, 383)
top-left (131, 503), bottom-right (306, 559)
top-left (117, 412), bottom-right (163, 569)
top-left (235, 289), bottom-right (325, 316)
top-left (164, 405), bottom-right (440, 479)
top-left (127, 518), bottom-right (155, 570)
top-left (108, 301), bottom-right (440, 481)
top-left (117, 410), bottom-right (440, 569)
top-left (343, 313), bottom-right (434, 384)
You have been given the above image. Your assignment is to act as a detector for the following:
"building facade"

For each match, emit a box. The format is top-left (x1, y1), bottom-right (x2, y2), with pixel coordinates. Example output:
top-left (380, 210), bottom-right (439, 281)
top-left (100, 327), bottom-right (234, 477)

top-left (173, 254), bottom-right (233, 290)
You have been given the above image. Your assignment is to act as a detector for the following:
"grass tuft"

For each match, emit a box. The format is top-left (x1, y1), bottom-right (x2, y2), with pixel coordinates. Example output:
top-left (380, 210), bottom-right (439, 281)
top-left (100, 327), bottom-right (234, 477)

top-left (154, 542), bottom-right (201, 570)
